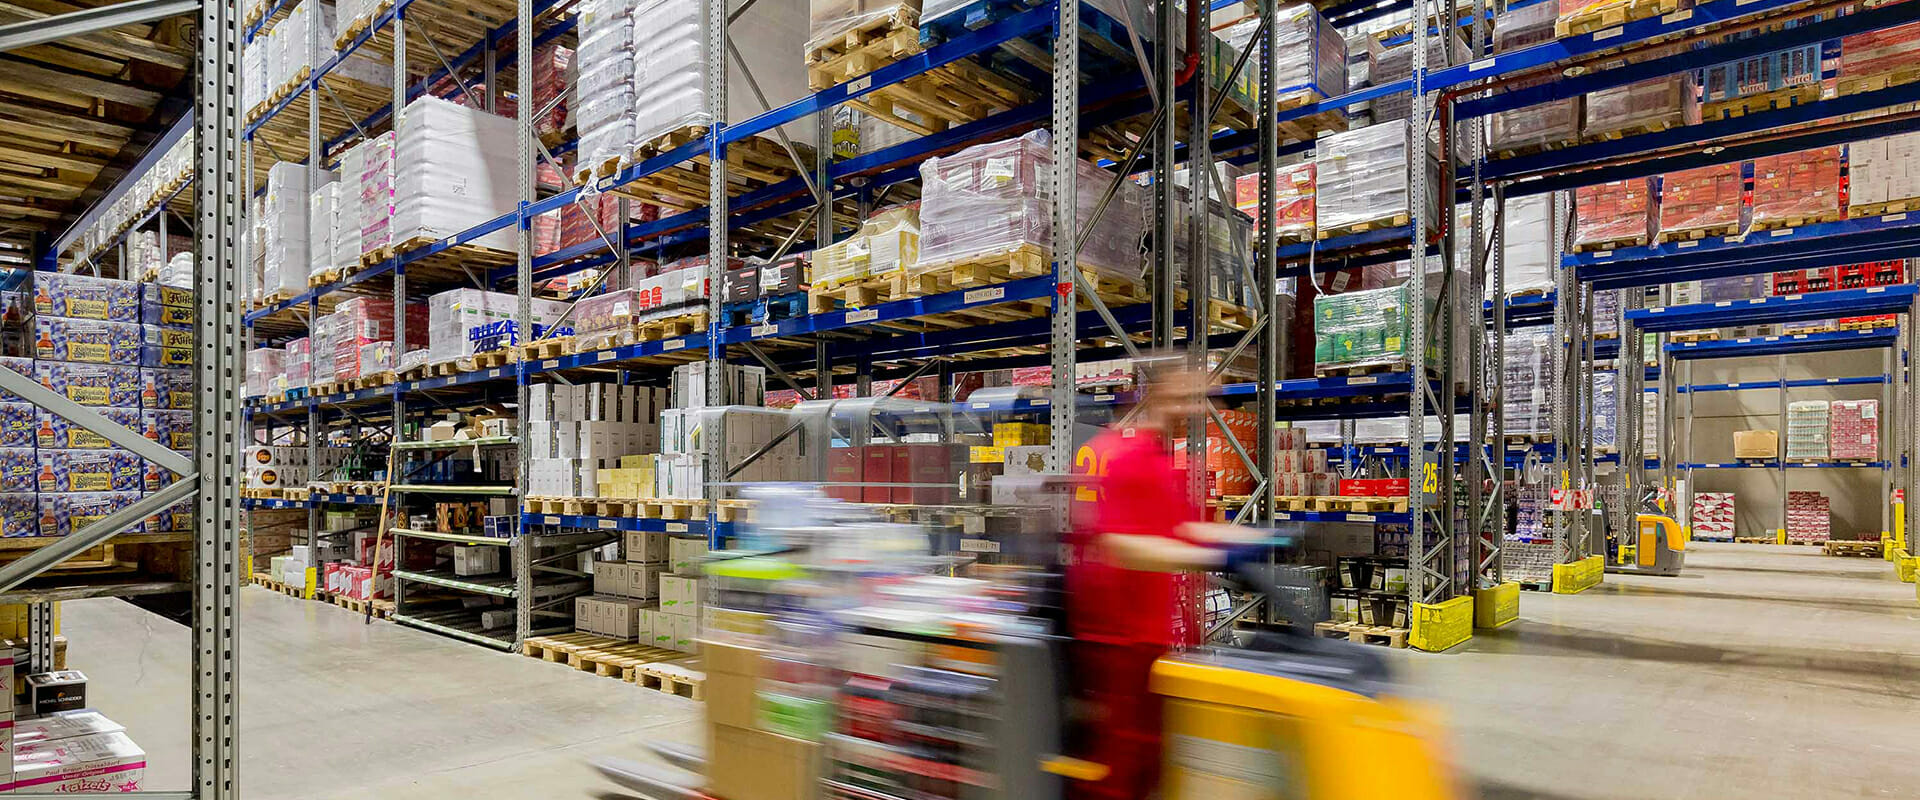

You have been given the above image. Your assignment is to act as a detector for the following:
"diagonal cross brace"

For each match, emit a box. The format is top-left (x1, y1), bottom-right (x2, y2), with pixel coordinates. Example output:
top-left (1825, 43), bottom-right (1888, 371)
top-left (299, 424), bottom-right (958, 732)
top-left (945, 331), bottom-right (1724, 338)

top-left (0, 365), bottom-right (192, 475)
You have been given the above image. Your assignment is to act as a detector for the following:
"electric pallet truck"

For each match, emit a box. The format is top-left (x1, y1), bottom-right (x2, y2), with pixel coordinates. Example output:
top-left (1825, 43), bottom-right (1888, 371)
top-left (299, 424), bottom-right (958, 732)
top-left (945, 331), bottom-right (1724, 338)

top-left (1604, 490), bottom-right (1688, 577)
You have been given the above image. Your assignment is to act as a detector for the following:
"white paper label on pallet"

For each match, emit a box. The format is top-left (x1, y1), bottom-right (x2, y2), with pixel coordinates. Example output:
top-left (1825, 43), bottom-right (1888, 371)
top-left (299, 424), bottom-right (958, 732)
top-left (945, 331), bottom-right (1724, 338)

top-left (662, 339), bottom-right (686, 351)
top-left (1593, 26), bottom-right (1622, 41)
top-left (597, 351), bottom-right (615, 362)
top-left (1884, 213), bottom-right (1908, 222)
top-left (847, 309), bottom-right (878, 323)
top-left (1468, 58), bottom-right (1495, 72)
top-left (1348, 514), bottom-right (1375, 523)
top-left (751, 324), bottom-right (777, 337)
top-left (1868, 287), bottom-right (1887, 294)
top-left (488, 369), bottom-right (501, 378)
top-left (1650, 307), bottom-right (1665, 313)
top-left (1677, 240), bottom-right (1699, 249)
top-left (847, 76), bottom-right (871, 93)
top-left (964, 287), bottom-right (1005, 304)
top-left (597, 519), bottom-right (617, 529)
top-left (1771, 228), bottom-right (1793, 237)
top-left (959, 538), bottom-right (1001, 553)
top-left (1661, 10), bottom-right (1691, 23)
top-left (1784, 293), bottom-right (1802, 300)
top-left (542, 359), bottom-right (557, 368)
top-left (1349, 376), bottom-right (1377, 385)
top-left (1593, 251), bottom-right (1613, 258)
top-left (666, 523), bottom-right (688, 533)
top-left (543, 515), bottom-right (560, 524)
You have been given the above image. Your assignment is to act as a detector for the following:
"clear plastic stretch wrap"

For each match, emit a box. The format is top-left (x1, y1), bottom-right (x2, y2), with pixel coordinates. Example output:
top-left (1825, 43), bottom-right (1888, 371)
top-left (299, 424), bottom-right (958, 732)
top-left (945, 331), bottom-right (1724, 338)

top-left (308, 180), bottom-right (341, 282)
top-left (1591, 370), bottom-right (1617, 451)
top-left (917, 131), bottom-right (1143, 280)
top-left (571, 289), bottom-right (642, 349)
top-left (1312, 284), bottom-right (1415, 370)
top-left (631, 0), bottom-right (714, 148)
top-left (1841, 19), bottom-right (1920, 81)
top-left (631, 258), bottom-right (717, 321)
top-left (1656, 163), bottom-right (1745, 241)
top-left (816, 206), bottom-right (923, 288)
top-left (1592, 289), bottom-right (1620, 338)
top-left (285, 337), bottom-right (310, 389)
top-left (1497, 193), bottom-right (1555, 297)
top-left (243, 30), bottom-right (267, 111)
top-left (1573, 178), bottom-right (1654, 250)
top-left (1217, 4), bottom-right (1347, 102)
top-left (246, 348), bottom-right (285, 398)
top-left (261, 162), bottom-right (322, 299)
top-left (1828, 399), bottom-right (1879, 461)
top-left (809, 0), bottom-right (919, 55)
top-left (1846, 133), bottom-right (1920, 213)
top-left (391, 97), bottom-right (520, 251)
top-left (333, 0), bottom-right (372, 47)
top-left (342, 132), bottom-right (396, 260)
top-left (1785, 400), bottom-right (1830, 460)
top-left (1234, 161), bottom-right (1315, 241)
top-left (1490, 1), bottom-right (1580, 152)
top-left (1503, 327), bottom-right (1552, 436)
top-left (1583, 73), bottom-right (1699, 139)
top-left (425, 288), bottom-right (572, 364)
top-left (1700, 43), bottom-right (1819, 112)
top-left (1751, 147), bottom-right (1842, 228)
top-left (1369, 30), bottom-right (1463, 123)
top-left (577, 0), bottom-right (636, 173)
top-left (1314, 121), bottom-right (1435, 233)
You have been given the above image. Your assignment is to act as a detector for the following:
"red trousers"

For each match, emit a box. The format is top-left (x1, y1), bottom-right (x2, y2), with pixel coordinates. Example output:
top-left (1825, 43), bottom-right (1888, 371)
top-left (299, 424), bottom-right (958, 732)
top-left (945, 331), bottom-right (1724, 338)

top-left (1069, 639), bottom-right (1169, 800)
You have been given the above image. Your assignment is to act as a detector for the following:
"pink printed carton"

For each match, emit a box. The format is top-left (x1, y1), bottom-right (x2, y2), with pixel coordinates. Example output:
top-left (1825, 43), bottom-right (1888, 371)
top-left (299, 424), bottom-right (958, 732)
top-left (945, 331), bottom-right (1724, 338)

top-left (9, 730), bottom-right (144, 793)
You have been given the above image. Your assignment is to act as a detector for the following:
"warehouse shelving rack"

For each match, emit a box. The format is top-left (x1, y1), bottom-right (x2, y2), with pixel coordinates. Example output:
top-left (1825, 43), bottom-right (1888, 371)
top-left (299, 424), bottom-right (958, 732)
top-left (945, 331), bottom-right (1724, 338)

top-left (200, 0), bottom-right (1920, 654)
top-left (0, 0), bottom-right (243, 794)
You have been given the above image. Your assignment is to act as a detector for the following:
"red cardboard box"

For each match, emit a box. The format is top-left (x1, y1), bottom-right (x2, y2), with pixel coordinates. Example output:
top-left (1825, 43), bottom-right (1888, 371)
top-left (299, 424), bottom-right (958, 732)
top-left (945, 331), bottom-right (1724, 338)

top-left (1339, 478), bottom-right (1409, 497)
top-left (862, 445), bottom-right (893, 504)
top-left (825, 448), bottom-right (861, 503)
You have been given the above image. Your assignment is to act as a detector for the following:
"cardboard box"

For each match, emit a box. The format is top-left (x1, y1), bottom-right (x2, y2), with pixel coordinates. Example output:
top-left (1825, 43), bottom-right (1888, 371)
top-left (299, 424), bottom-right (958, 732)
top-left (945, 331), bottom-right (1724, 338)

top-left (707, 724), bottom-right (819, 800)
top-left (702, 640), bottom-right (765, 729)
top-left (27, 670), bottom-right (87, 716)
top-left (660, 575), bottom-right (702, 616)
top-left (11, 730), bottom-right (145, 793)
top-left (668, 537), bottom-right (709, 574)
top-left (1733, 429), bottom-right (1778, 459)
top-left (625, 531), bottom-right (667, 564)
top-left (861, 445), bottom-right (892, 503)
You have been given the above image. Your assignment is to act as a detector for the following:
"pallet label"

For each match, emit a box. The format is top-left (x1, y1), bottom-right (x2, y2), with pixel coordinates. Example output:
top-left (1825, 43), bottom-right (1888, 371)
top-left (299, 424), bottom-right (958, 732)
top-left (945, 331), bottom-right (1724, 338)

top-left (847, 75), bottom-right (870, 93)
top-left (1349, 376), bottom-right (1376, 385)
top-left (1593, 26), bottom-right (1622, 41)
top-left (1350, 514), bottom-right (1374, 522)
top-left (597, 351), bottom-right (615, 362)
top-left (662, 340), bottom-right (686, 351)
top-left (1468, 58), bottom-right (1495, 72)
top-left (963, 287), bottom-right (1004, 304)
top-left (1885, 213), bottom-right (1908, 223)
top-left (959, 538), bottom-right (1000, 553)
top-left (598, 519), bottom-right (617, 529)
top-left (751, 324), bottom-right (777, 337)
top-left (1661, 10), bottom-right (1690, 23)
top-left (542, 359), bottom-right (558, 368)
top-left (544, 515), bottom-right (560, 524)
top-left (847, 309), bottom-right (878, 323)
top-left (666, 523), bottom-right (688, 533)
top-left (1677, 240), bottom-right (1698, 248)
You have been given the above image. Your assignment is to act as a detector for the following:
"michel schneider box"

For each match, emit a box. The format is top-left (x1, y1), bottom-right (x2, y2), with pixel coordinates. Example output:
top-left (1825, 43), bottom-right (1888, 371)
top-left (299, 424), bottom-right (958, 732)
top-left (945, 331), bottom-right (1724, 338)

top-left (27, 670), bottom-right (88, 715)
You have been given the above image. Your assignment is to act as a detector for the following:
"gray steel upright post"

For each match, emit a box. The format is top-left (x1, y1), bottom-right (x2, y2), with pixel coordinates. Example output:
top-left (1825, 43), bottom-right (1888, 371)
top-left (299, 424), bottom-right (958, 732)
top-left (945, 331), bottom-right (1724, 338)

top-left (306, 0), bottom-right (324, 565)
top-left (1623, 289), bottom-right (1645, 539)
top-left (1255, 0), bottom-right (1278, 525)
top-left (705, 0), bottom-right (729, 544)
top-left (515, 0), bottom-right (535, 648)
top-left (1550, 191), bottom-right (1572, 566)
top-left (1047, 0), bottom-right (1079, 474)
top-left (1150, 0), bottom-right (1174, 351)
top-left (1407, 0), bottom-right (1446, 605)
top-left (1184, 14), bottom-right (1209, 507)
top-left (194, 0), bottom-right (243, 791)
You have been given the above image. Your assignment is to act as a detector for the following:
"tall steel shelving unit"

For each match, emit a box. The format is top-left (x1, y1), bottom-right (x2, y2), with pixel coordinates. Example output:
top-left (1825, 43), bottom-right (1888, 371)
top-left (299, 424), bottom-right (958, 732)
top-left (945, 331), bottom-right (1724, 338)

top-left (0, 0), bottom-right (242, 794)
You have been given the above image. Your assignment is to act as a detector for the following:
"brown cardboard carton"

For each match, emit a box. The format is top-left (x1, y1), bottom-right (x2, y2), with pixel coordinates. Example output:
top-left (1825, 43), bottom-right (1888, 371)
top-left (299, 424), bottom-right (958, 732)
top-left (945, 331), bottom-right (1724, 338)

top-left (1733, 429), bottom-right (1778, 459)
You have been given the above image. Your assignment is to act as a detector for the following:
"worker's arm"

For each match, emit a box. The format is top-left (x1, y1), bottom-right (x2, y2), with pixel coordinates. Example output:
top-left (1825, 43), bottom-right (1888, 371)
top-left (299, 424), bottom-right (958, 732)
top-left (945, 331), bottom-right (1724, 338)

top-left (1102, 533), bottom-right (1227, 572)
top-left (1177, 521), bottom-right (1271, 546)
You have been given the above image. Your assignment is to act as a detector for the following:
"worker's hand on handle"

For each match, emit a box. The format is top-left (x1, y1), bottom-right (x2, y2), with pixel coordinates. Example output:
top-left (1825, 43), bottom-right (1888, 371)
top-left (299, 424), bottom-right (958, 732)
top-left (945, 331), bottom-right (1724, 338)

top-left (1102, 531), bottom-right (1275, 573)
top-left (1178, 521), bottom-right (1272, 546)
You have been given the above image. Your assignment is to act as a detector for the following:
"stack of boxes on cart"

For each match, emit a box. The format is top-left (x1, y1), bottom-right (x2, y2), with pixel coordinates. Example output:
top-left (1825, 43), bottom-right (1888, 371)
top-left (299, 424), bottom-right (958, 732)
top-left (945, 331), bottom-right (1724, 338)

top-left (0, 273), bottom-right (197, 539)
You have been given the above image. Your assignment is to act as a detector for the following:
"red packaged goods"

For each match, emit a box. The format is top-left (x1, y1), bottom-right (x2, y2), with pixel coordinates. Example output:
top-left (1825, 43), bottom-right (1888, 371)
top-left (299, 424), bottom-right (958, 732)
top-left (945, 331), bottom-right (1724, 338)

top-left (1690, 491), bottom-right (1736, 541)
top-left (1751, 147), bottom-right (1841, 230)
top-left (1573, 179), bottom-right (1655, 250)
top-left (1010, 367), bottom-right (1051, 387)
top-left (1583, 73), bottom-right (1699, 140)
top-left (1840, 19), bottom-right (1920, 85)
top-left (1490, 1), bottom-right (1581, 153)
top-left (1770, 267), bottom-right (1837, 294)
top-left (1785, 490), bottom-right (1830, 543)
top-left (1657, 163), bottom-right (1745, 242)
top-left (1340, 478), bottom-right (1409, 497)
top-left (1233, 162), bottom-right (1315, 241)
top-left (1828, 399), bottom-right (1879, 460)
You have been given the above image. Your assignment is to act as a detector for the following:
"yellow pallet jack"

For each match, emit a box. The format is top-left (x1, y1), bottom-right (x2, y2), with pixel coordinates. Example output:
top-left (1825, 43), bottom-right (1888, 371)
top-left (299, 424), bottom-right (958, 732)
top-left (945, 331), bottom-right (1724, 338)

top-left (1606, 512), bottom-right (1688, 577)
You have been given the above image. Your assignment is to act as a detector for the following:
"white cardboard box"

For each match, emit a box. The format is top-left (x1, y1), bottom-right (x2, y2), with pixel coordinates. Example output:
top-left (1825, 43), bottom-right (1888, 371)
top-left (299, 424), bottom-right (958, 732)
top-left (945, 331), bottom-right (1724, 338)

top-left (667, 537), bottom-right (708, 574)
top-left (625, 531), bottom-right (667, 563)
top-left (11, 730), bottom-right (145, 794)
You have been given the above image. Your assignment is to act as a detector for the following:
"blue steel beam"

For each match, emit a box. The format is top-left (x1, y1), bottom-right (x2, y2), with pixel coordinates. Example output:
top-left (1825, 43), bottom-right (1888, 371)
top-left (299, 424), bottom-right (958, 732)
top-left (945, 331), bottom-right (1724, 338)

top-left (1572, 213), bottom-right (1920, 290)
top-left (1666, 328), bottom-right (1900, 360)
top-left (1627, 286), bottom-right (1919, 332)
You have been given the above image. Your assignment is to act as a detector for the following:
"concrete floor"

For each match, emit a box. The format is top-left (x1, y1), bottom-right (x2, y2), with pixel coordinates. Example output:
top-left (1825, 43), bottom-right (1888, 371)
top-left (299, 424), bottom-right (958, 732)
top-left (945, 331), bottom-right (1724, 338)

top-left (68, 541), bottom-right (1920, 799)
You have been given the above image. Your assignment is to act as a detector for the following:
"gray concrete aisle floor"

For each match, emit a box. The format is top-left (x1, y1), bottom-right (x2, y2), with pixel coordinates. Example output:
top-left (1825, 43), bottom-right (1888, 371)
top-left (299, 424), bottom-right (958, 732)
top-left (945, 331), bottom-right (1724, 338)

top-left (63, 541), bottom-right (1920, 799)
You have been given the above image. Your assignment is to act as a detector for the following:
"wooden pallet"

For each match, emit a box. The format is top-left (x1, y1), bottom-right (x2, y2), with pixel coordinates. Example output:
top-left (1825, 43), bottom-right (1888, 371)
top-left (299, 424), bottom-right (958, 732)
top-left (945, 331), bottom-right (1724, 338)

top-left (1585, 117), bottom-right (1684, 142)
top-left (1313, 360), bottom-right (1406, 378)
top-left (1849, 199), bottom-right (1920, 219)
top-left (1309, 495), bottom-right (1410, 513)
top-left (515, 336), bottom-right (574, 362)
top-left (1734, 536), bottom-right (1776, 544)
top-left (614, 132), bottom-right (807, 212)
top-left (810, 31), bottom-right (1029, 138)
top-left (1572, 234), bottom-right (1651, 254)
top-left (1209, 303), bottom-right (1256, 332)
top-left (1669, 330), bottom-right (1720, 343)
top-left (1749, 210), bottom-right (1843, 233)
top-left (1836, 65), bottom-right (1920, 98)
top-left (307, 268), bottom-right (342, 288)
top-left (521, 633), bottom-right (702, 690)
top-left (1703, 83), bottom-right (1823, 121)
top-left (473, 349), bottom-right (515, 369)
top-left (240, 488), bottom-right (287, 500)
top-left (1655, 222), bottom-right (1741, 244)
top-left (1553, 0), bottom-right (1679, 37)
top-left (328, 594), bottom-right (394, 619)
top-left (1316, 214), bottom-right (1410, 241)
top-left (1838, 318), bottom-right (1898, 332)
top-left (251, 573), bottom-right (309, 599)
top-left (630, 661), bottom-right (705, 700)
top-left (1823, 539), bottom-right (1882, 558)
top-left (805, 6), bottom-right (921, 70)
top-left (1489, 136), bottom-right (1582, 161)
top-left (1313, 622), bottom-right (1409, 648)
top-left (1784, 539), bottom-right (1826, 546)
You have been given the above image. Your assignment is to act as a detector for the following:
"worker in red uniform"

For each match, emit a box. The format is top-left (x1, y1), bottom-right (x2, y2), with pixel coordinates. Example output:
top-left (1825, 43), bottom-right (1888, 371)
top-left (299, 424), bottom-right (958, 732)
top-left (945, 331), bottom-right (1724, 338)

top-left (1065, 354), bottom-right (1269, 800)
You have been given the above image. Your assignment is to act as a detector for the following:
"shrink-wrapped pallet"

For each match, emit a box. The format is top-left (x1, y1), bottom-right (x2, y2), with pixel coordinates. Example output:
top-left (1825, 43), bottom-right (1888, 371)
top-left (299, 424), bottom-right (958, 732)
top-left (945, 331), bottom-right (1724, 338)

top-left (1751, 147), bottom-right (1842, 229)
top-left (1490, 1), bottom-right (1581, 153)
top-left (1656, 163), bottom-right (1744, 242)
top-left (1785, 490), bottom-right (1830, 543)
top-left (1828, 399), bottom-right (1879, 461)
top-left (1216, 4), bottom-right (1348, 104)
top-left (308, 181), bottom-right (342, 283)
top-left (631, 0), bottom-right (714, 149)
top-left (577, 0), bottom-right (637, 175)
top-left (1233, 161), bottom-right (1315, 241)
top-left (1841, 19), bottom-right (1920, 86)
top-left (1591, 370), bottom-right (1617, 451)
top-left (1503, 327), bottom-right (1553, 437)
top-left (1846, 133), bottom-right (1920, 215)
top-left (1699, 43), bottom-right (1819, 117)
top-left (286, 337), bottom-right (310, 389)
top-left (1312, 278), bottom-right (1457, 372)
top-left (917, 131), bottom-right (1142, 280)
top-left (426, 289), bottom-right (572, 364)
top-left (1691, 491), bottom-right (1735, 541)
top-left (632, 257), bottom-right (721, 321)
top-left (1785, 400), bottom-right (1830, 460)
top-left (1313, 121), bottom-right (1436, 235)
top-left (1592, 289), bottom-right (1621, 338)
top-left (392, 97), bottom-right (520, 252)
top-left (809, 0), bottom-right (919, 56)
top-left (342, 132), bottom-right (396, 260)
top-left (1572, 178), bottom-right (1653, 251)
top-left (1583, 73), bottom-right (1698, 139)
top-left (1503, 194), bottom-right (1556, 296)
top-left (246, 348), bottom-right (285, 398)
top-left (261, 163), bottom-right (323, 299)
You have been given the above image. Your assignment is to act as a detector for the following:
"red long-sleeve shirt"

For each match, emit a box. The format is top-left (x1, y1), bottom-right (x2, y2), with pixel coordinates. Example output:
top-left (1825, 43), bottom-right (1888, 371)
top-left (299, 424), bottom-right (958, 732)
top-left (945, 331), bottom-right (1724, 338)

top-left (1066, 427), bottom-right (1204, 648)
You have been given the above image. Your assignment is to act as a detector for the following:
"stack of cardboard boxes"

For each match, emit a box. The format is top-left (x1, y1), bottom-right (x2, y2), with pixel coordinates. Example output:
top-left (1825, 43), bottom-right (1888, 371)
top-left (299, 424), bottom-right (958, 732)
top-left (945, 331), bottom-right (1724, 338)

top-left (1829, 399), bottom-right (1880, 461)
top-left (1785, 490), bottom-right (1831, 543)
top-left (1690, 491), bottom-right (1736, 541)
top-left (525, 382), bottom-right (667, 497)
top-left (576, 530), bottom-right (705, 652)
top-left (1656, 163), bottom-right (1745, 241)
top-left (703, 639), bottom-right (818, 800)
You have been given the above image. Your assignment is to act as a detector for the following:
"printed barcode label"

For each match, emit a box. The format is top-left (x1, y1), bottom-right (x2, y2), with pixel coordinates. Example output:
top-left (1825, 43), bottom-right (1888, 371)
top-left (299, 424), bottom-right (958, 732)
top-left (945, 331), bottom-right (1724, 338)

top-left (1771, 228), bottom-right (1792, 237)
top-left (1349, 514), bottom-right (1374, 523)
top-left (1661, 10), bottom-right (1690, 23)
top-left (847, 309), bottom-right (878, 323)
top-left (1678, 241), bottom-right (1699, 249)
top-left (1031, 398), bottom-right (1050, 406)
top-left (1350, 377), bottom-right (1377, 385)
top-left (847, 76), bottom-right (871, 92)
top-left (1094, 394), bottom-right (1114, 402)
top-left (972, 401), bottom-right (990, 409)
top-left (1468, 59), bottom-right (1495, 72)
top-left (1885, 213), bottom-right (1908, 222)
top-left (959, 538), bottom-right (1001, 553)
top-left (666, 523), bottom-right (688, 533)
top-left (1593, 26), bottom-right (1622, 40)
top-left (662, 340), bottom-right (686, 351)
top-left (542, 360), bottom-right (557, 368)
top-left (964, 287), bottom-right (1005, 304)
top-left (751, 324), bottom-right (777, 337)
top-left (543, 516), bottom-right (560, 524)
top-left (597, 351), bottom-right (615, 362)
top-left (597, 519), bottom-right (617, 529)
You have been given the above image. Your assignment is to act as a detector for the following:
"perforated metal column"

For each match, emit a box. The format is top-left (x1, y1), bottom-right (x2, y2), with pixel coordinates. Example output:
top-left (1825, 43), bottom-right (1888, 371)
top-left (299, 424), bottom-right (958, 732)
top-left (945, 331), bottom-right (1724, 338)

top-left (1047, 0), bottom-right (1078, 472)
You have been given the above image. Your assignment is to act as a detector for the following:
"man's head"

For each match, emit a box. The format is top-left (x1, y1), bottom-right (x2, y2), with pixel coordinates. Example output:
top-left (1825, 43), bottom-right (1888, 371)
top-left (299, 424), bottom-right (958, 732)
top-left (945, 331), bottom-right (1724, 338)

top-left (1133, 352), bottom-right (1210, 432)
